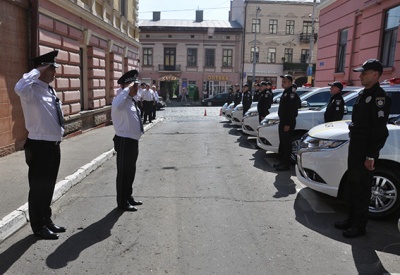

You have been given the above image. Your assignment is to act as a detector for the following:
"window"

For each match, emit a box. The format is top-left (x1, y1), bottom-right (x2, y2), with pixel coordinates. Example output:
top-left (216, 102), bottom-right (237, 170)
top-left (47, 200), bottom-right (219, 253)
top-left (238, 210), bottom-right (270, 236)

top-left (337, 29), bottom-right (348, 72)
top-left (252, 19), bottom-right (260, 33)
top-left (381, 6), bottom-right (400, 67)
top-left (143, 48), bottom-right (153, 66)
top-left (205, 49), bottom-right (215, 67)
top-left (284, 48), bottom-right (293, 63)
top-left (267, 48), bottom-right (276, 63)
top-left (120, 0), bottom-right (126, 17)
top-left (164, 48), bottom-right (176, 70)
top-left (251, 47), bottom-right (259, 63)
top-left (269, 19), bottom-right (278, 34)
top-left (223, 49), bottom-right (233, 67)
top-left (187, 48), bottom-right (197, 67)
top-left (286, 20), bottom-right (295, 35)
top-left (302, 21), bottom-right (312, 35)
top-left (301, 49), bottom-right (309, 63)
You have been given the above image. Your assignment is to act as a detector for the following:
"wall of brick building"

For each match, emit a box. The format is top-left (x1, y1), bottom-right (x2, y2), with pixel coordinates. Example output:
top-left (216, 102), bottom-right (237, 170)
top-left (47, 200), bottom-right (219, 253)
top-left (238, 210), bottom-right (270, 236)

top-left (0, 0), bottom-right (30, 157)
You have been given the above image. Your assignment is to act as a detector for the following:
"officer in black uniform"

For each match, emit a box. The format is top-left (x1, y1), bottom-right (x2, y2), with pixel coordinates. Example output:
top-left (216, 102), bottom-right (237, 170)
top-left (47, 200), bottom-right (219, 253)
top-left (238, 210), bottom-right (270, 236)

top-left (242, 83), bottom-right (252, 116)
top-left (274, 75), bottom-right (301, 171)
top-left (227, 87), bottom-right (234, 105)
top-left (334, 59), bottom-right (391, 238)
top-left (324, 81), bottom-right (345, 122)
top-left (253, 83), bottom-right (261, 102)
top-left (233, 84), bottom-right (242, 107)
top-left (257, 81), bottom-right (274, 122)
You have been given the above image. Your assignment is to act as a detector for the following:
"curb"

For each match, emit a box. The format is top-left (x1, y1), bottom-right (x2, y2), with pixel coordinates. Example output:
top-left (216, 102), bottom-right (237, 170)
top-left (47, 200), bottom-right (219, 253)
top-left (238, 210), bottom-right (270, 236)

top-left (0, 118), bottom-right (162, 243)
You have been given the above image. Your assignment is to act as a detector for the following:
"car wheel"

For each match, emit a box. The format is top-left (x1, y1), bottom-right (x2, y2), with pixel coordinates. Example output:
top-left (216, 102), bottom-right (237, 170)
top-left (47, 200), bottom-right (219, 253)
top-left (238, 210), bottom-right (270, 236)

top-left (290, 133), bottom-right (304, 164)
top-left (207, 101), bottom-right (212, 106)
top-left (368, 166), bottom-right (400, 219)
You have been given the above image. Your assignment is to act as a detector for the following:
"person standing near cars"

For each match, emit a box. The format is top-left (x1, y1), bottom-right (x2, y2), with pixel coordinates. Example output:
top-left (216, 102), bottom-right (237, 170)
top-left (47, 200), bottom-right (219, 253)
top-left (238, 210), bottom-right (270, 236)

top-left (141, 83), bottom-right (155, 124)
top-left (227, 87), bottom-right (234, 105)
top-left (14, 50), bottom-right (66, 240)
top-left (334, 59), bottom-right (391, 238)
top-left (111, 70), bottom-right (144, 212)
top-left (253, 83), bottom-right (261, 102)
top-left (324, 81), bottom-right (345, 122)
top-left (242, 83), bottom-right (252, 116)
top-left (152, 85), bottom-right (159, 120)
top-left (257, 81), bottom-right (274, 123)
top-left (233, 84), bottom-right (241, 107)
top-left (274, 75), bottom-right (301, 171)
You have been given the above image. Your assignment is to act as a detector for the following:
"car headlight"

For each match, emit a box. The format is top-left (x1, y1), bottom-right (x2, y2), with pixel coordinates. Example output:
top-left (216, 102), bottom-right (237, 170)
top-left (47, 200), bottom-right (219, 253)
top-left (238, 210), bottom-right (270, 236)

top-left (245, 111), bottom-right (259, 117)
top-left (261, 118), bottom-right (280, 127)
top-left (300, 134), bottom-right (348, 149)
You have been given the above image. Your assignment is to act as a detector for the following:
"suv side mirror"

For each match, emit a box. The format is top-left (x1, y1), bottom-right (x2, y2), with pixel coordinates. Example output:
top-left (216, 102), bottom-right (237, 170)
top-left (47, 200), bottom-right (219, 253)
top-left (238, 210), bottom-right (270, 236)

top-left (301, 100), bottom-right (308, 107)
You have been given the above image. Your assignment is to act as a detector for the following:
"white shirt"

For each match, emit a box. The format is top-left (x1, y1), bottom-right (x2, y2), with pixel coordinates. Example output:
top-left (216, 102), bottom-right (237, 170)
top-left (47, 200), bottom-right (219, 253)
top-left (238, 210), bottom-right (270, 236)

top-left (111, 87), bottom-right (143, 140)
top-left (14, 69), bottom-right (64, 141)
top-left (135, 88), bottom-right (143, 102)
top-left (141, 88), bottom-right (154, 101)
top-left (153, 90), bottom-right (159, 102)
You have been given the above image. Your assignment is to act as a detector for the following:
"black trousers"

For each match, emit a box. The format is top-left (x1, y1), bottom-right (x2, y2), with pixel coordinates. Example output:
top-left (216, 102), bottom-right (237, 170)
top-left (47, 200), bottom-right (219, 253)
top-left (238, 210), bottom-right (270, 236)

top-left (152, 103), bottom-right (157, 119)
top-left (346, 139), bottom-right (374, 228)
top-left (143, 101), bottom-right (153, 123)
top-left (278, 123), bottom-right (295, 166)
top-left (24, 138), bottom-right (61, 232)
top-left (113, 135), bottom-right (139, 207)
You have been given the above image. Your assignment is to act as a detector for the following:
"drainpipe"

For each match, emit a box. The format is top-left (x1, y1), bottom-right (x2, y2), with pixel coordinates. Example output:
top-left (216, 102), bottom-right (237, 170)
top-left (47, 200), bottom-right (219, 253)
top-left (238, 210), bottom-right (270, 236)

top-left (29, 0), bottom-right (39, 68)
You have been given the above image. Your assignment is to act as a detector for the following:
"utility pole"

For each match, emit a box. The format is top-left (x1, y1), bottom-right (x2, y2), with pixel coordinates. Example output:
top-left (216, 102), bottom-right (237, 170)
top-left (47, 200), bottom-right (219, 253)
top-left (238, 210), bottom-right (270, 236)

top-left (307, 0), bottom-right (317, 85)
top-left (252, 6), bottom-right (261, 93)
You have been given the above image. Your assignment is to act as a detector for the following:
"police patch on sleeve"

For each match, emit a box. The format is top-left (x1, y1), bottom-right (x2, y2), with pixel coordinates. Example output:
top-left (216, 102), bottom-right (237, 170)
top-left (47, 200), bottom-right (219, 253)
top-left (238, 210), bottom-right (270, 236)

top-left (335, 100), bottom-right (341, 105)
top-left (376, 97), bottom-right (385, 107)
top-left (378, 110), bottom-right (385, 117)
top-left (290, 93), bottom-right (295, 99)
top-left (365, 96), bottom-right (372, 103)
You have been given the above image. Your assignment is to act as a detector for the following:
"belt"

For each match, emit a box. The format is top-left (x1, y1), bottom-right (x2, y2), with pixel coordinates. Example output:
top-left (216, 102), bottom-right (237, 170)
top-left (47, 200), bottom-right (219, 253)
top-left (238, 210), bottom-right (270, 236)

top-left (27, 138), bottom-right (61, 146)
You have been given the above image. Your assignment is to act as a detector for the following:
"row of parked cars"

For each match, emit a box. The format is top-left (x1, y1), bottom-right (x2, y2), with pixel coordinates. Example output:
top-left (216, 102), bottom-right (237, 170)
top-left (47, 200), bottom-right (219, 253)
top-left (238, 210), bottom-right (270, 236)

top-left (221, 81), bottom-right (400, 220)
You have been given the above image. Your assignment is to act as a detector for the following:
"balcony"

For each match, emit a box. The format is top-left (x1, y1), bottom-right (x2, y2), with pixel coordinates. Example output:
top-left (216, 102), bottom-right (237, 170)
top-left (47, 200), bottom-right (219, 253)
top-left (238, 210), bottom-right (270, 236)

top-left (158, 64), bottom-right (181, 72)
top-left (299, 33), bottom-right (318, 44)
top-left (283, 62), bottom-right (316, 73)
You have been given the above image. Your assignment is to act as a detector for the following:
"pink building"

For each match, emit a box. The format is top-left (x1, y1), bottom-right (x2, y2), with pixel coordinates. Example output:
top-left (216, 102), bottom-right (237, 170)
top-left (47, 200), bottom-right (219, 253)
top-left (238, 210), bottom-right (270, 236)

top-left (315, 0), bottom-right (400, 86)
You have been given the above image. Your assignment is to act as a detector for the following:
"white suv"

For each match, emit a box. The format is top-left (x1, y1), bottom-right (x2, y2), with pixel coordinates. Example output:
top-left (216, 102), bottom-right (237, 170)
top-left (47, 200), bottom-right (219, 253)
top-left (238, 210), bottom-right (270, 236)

top-left (296, 116), bottom-right (400, 219)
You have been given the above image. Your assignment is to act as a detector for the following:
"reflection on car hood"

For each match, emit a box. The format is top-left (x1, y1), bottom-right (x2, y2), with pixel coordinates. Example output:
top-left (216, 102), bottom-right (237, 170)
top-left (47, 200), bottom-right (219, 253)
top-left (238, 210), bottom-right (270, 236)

top-left (307, 120), bottom-right (351, 140)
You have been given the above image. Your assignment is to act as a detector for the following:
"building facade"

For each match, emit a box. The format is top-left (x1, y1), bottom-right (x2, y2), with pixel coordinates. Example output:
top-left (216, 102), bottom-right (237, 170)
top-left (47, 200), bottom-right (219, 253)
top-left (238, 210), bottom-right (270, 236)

top-left (139, 11), bottom-right (243, 100)
top-left (315, 0), bottom-right (400, 86)
top-left (0, 0), bottom-right (140, 157)
top-left (230, 0), bottom-right (319, 88)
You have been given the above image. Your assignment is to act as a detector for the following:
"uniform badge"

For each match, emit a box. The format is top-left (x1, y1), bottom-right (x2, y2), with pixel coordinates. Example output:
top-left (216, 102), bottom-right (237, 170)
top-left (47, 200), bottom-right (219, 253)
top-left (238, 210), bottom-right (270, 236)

top-left (335, 100), bottom-right (341, 105)
top-left (376, 97), bottom-right (385, 107)
top-left (290, 93), bottom-right (295, 99)
top-left (365, 96), bottom-right (371, 103)
top-left (378, 110), bottom-right (385, 117)
top-left (284, 93), bottom-right (287, 97)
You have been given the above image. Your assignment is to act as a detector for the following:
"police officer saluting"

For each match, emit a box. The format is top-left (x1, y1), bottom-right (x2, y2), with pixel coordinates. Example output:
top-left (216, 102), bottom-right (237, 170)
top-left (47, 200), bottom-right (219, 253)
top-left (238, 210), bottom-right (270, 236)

top-left (334, 59), bottom-right (391, 238)
top-left (257, 81), bottom-right (274, 122)
top-left (227, 87), bottom-right (234, 105)
top-left (274, 75), bottom-right (301, 171)
top-left (324, 81), bottom-right (345, 122)
top-left (242, 83), bottom-right (252, 116)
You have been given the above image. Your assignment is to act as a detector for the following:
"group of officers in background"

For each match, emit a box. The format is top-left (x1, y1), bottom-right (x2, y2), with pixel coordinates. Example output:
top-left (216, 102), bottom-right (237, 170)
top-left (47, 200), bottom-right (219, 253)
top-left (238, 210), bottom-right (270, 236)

top-left (225, 75), bottom-right (346, 172)
top-left (135, 82), bottom-right (160, 124)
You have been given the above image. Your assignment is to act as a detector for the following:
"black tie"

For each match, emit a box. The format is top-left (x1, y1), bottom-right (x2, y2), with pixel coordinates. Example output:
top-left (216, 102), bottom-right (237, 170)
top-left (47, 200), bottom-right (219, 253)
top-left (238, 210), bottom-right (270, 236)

top-left (133, 98), bottom-right (144, 133)
top-left (49, 86), bottom-right (65, 128)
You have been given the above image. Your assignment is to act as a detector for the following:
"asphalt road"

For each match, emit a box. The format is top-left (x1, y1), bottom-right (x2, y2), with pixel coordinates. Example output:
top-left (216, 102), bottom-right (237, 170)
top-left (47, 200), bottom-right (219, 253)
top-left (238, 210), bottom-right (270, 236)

top-left (0, 107), bottom-right (399, 274)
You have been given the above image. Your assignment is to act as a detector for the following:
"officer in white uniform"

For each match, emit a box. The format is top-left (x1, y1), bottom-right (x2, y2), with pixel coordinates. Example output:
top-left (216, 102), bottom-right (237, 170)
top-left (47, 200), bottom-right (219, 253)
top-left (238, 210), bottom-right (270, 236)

top-left (14, 50), bottom-right (66, 240)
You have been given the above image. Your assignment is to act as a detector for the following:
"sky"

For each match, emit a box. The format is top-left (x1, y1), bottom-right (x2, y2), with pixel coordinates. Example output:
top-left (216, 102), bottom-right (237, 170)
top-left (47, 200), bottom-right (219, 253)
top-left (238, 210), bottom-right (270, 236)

top-left (138, 0), bottom-right (232, 21)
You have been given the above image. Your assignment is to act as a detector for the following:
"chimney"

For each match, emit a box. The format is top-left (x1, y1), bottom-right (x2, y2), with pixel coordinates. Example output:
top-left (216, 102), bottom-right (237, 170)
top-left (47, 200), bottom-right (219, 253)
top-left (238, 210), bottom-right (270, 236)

top-left (195, 10), bottom-right (203, 22)
top-left (153, 11), bottom-right (160, 21)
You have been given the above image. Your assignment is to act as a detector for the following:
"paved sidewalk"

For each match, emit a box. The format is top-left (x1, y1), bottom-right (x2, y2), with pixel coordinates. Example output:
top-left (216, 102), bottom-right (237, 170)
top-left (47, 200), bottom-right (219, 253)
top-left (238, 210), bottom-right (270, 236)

top-left (0, 120), bottom-right (160, 242)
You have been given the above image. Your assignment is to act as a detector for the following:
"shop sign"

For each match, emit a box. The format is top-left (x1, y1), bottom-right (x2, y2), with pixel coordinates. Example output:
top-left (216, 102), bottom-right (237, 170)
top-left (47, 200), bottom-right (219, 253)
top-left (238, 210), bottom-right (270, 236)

top-left (160, 75), bottom-right (178, 81)
top-left (207, 75), bottom-right (229, 81)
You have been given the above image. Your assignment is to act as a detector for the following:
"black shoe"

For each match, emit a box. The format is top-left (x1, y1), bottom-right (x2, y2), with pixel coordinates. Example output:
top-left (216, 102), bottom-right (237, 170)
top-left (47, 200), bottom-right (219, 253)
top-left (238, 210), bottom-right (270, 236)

top-left (343, 227), bottom-right (366, 238)
top-left (47, 223), bottom-right (66, 233)
top-left (34, 227), bottom-right (59, 240)
top-left (128, 197), bottom-right (143, 206)
top-left (275, 165), bottom-right (290, 171)
top-left (334, 220), bottom-right (352, 230)
top-left (118, 204), bottom-right (138, 212)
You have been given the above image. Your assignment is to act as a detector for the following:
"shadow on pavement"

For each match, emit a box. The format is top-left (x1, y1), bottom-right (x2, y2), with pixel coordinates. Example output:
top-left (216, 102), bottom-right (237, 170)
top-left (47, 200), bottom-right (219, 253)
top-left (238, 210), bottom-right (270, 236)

top-left (46, 208), bottom-right (123, 269)
top-left (0, 235), bottom-right (38, 274)
top-left (294, 188), bottom-right (400, 275)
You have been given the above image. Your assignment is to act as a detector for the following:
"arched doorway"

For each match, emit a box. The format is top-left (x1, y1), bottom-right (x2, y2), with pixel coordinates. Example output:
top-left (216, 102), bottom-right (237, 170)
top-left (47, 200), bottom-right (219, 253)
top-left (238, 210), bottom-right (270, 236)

top-left (159, 74), bottom-right (180, 101)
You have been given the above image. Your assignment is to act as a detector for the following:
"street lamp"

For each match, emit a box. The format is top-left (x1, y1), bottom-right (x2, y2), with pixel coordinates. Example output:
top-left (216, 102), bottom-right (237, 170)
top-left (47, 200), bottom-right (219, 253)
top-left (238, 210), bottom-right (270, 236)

top-left (252, 6), bottom-right (261, 93)
top-left (307, 0), bottom-right (317, 85)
